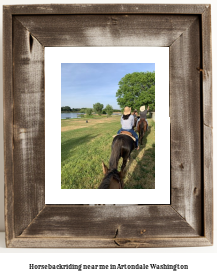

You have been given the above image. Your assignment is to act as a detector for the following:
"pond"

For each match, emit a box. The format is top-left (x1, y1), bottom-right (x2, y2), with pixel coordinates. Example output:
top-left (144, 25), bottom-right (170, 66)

top-left (61, 113), bottom-right (84, 119)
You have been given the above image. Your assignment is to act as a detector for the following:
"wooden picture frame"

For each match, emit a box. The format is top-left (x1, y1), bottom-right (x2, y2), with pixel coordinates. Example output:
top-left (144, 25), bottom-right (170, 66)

top-left (3, 4), bottom-right (213, 248)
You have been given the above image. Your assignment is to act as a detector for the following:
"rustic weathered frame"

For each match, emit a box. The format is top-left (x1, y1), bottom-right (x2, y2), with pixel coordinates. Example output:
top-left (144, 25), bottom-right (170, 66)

top-left (4, 4), bottom-right (212, 248)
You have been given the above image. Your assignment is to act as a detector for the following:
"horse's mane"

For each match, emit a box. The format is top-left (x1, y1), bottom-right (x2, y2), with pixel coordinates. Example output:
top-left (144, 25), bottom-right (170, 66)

top-left (98, 169), bottom-right (120, 189)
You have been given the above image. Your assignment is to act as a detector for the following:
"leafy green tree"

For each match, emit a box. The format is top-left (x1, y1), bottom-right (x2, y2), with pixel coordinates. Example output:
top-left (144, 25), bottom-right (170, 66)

top-left (79, 108), bottom-right (86, 113)
top-left (85, 108), bottom-right (93, 116)
top-left (61, 106), bottom-right (72, 112)
top-left (105, 104), bottom-right (113, 116)
top-left (93, 102), bottom-right (104, 116)
top-left (116, 71), bottom-right (155, 111)
top-left (71, 108), bottom-right (80, 112)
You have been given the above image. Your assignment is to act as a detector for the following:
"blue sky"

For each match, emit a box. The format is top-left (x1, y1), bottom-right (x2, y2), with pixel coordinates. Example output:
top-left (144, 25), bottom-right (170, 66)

top-left (61, 63), bottom-right (155, 110)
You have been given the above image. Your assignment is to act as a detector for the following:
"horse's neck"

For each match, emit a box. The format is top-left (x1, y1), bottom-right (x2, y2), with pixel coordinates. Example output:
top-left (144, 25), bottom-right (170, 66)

top-left (109, 141), bottom-right (122, 169)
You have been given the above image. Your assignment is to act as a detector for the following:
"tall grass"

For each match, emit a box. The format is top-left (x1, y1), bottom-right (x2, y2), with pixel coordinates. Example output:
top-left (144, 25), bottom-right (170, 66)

top-left (61, 116), bottom-right (155, 189)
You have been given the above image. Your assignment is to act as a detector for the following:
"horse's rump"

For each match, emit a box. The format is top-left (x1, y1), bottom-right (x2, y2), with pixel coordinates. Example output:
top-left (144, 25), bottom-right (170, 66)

top-left (138, 119), bottom-right (147, 145)
top-left (109, 135), bottom-right (135, 170)
top-left (138, 118), bottom-right (147, 132)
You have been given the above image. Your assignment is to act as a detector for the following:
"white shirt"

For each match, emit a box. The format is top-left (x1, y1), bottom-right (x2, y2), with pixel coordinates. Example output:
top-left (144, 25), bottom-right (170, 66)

top-left (121, 115), bottom-right (134, 130)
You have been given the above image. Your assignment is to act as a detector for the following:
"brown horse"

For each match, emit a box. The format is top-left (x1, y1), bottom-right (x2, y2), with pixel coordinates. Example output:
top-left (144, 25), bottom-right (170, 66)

top-left (98, 134), bottom-right (136, 189)
top-left (98, 162), bottom-right (124, 189)
top-left (137, 119), bottom-right (147, 145)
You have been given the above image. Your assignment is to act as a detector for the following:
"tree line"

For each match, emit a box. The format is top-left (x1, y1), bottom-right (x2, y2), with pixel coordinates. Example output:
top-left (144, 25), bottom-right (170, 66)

top-left (61, 104), bottom-right (120, 116)
top-left (61, 106), bottom-right (81, 112)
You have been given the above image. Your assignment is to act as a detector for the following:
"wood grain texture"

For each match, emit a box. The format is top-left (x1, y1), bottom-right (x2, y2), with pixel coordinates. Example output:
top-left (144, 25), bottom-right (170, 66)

top-left (12, 17), bottom-right (45, 237)
top-left (202, 6), bottom-right (212, 129)
top-left (8, 237), bottom-right (211, 248)
top-left (3, 4), bottom-right (213, 248)
top-left (20, 205), bottom-right (198, 238)
top-left (16, 15), bottom-right (197, 47)
top-left (3, 7), bottom-right (14, 247)
top-left (4, 4), bottom-right (207, 15)
top-left (203, 125), bottom-right (213, 243)
top-left (8, 237), bottom-right (212, 248)
top-left (201, 6), bottom-right (213, 244)
top-left (170, 17), bottom-right (202, 234)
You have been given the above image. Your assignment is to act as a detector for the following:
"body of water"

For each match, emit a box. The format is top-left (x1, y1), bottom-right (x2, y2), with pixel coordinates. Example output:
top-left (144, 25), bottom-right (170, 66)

top-left (61, 113), bottom-right (84, 119)
top-left (61, 112), bottom-right (122, 119)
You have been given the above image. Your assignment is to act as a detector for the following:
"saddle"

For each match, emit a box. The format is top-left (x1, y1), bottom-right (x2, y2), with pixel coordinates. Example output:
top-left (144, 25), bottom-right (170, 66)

top-left (113, 131), bottom-right (136, 141)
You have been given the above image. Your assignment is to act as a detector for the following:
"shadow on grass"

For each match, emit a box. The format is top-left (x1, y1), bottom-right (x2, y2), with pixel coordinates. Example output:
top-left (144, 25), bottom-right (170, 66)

top-left (139, 125), bottom-right (152, 147)
top-left (120, 126), bottom-right (155, 189)
top-left (124, 145), bottom-right (155, 189)
top-left (61, 134), bottom-right (98, 163)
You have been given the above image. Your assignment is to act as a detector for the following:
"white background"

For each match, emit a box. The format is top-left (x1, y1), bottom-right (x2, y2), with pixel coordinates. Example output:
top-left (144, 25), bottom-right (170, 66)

top-left (0, 0), bottom-right (216, 277)
top-left (45, 47), bottom-right (170, 204)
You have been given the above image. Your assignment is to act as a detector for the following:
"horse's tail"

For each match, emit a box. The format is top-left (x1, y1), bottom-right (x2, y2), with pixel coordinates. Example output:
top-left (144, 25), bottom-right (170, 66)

top-left (109, 137), bottom-right (122, 169)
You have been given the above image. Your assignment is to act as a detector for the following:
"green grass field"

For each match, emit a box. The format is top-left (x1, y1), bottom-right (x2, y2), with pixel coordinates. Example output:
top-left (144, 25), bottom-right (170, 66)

top-left (61, 115), bottom-right (155, 189)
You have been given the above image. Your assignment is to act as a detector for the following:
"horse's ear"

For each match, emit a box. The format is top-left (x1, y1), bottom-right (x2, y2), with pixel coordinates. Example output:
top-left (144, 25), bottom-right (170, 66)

top-left (102, 162), bottom-right (108, 174)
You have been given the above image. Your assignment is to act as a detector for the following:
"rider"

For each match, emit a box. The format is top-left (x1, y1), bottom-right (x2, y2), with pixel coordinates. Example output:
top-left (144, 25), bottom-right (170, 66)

top-left (137, 105), bottom-right (149, 130)
top-left (132, 109), bottom-right (138, 118)
top-left (117, 106), bottom-right (139, 150)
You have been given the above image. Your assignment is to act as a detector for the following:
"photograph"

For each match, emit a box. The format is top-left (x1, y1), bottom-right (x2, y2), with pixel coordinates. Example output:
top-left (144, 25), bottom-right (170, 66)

top-left (61, 63), bottom-right (155, 189)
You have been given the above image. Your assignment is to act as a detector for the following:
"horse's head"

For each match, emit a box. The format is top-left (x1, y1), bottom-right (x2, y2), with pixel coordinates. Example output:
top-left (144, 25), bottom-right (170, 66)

top-left (98, 162), bottom-right (124, 189)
